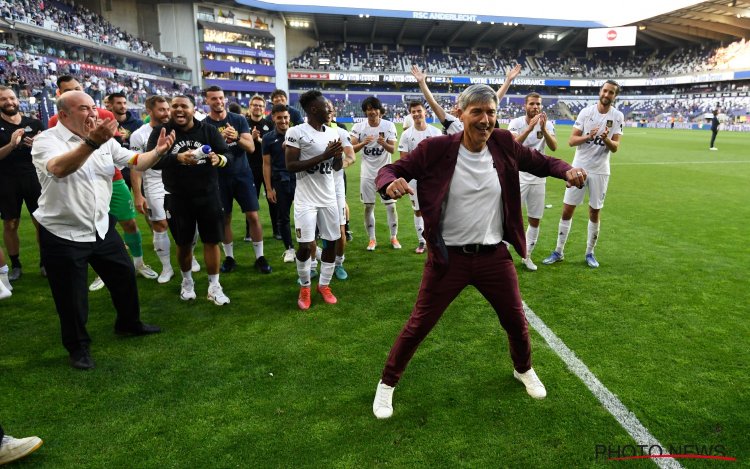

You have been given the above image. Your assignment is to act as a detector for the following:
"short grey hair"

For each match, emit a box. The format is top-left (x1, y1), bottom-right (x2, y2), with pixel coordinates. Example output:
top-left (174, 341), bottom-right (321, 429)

top-left (458, 84), bottom-right (498, 111)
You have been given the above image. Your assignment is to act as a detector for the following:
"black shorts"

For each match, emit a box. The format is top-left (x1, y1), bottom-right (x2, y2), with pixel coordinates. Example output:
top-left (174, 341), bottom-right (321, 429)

top-left (218, 169), bottom-right (259, 214)
top-left (164, 192), bottom-right (225, 246)
top-left (0, 173), bottom-right (41, 220)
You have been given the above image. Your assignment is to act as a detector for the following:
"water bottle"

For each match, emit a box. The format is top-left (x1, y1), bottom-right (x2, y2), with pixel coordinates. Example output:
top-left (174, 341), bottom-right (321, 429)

top-left (194, 145), bottom-right (211, 161)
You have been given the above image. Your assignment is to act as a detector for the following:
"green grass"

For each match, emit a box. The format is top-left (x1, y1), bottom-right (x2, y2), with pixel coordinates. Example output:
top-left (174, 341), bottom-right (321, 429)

top-left (1, 125), bottom-right (747, 467)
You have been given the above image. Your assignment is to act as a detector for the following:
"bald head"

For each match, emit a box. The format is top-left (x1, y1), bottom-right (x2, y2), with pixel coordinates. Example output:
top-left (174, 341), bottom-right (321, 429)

top-left (57, 90), bottom-right (93, 113)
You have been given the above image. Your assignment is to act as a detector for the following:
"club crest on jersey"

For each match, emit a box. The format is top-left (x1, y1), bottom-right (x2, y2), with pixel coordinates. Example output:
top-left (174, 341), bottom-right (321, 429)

top-left (606, 120), bottom-right (613, 127)
top-left (536, 131), bottom-right (543, 139)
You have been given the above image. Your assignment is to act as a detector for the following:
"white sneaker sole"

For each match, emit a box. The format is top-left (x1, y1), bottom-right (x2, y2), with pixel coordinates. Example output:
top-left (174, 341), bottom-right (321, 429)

top-left (158, 271), bottom-right (175, 284)
top-left (208, 294), bottom-right (230, 305)
top-left (180, 291), bottom-right (196, 301)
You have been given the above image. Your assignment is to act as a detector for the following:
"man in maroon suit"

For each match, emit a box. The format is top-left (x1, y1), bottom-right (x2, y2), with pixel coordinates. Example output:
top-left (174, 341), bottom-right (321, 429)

top-left (372, 84), bottom-right (588, 419)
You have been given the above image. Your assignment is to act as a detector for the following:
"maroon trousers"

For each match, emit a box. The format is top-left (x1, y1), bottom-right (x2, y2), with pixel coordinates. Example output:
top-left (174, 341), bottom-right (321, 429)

top-left (381, 243), bottom-right (532, 387)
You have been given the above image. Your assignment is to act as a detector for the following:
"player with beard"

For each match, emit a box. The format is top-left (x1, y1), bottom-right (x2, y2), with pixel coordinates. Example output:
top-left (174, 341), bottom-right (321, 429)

top-left (396, 100), bottom-right (442, 254)
top-left (130, 95), bottom-right (186, 283)
top-left (350, 97), bottom-right (400, 251)
top-left (148, 96), bottom-right (232, 305)
top-left (48, 77), bottom-right (158, 289)
top-left (203, 86), bottom-right (271, 275)
top-left (0, 86), bottom-right (45, 281)
top-left (110, 92), bottom-right (143, 190)
top-left (246, 94), bottom-right (279, 241)
top-left (285, 90), bottom-right (343, 310)
top-left (542, 80), bottom-right (624, 269)
top-left (507, 93), bottom-right (557, 271)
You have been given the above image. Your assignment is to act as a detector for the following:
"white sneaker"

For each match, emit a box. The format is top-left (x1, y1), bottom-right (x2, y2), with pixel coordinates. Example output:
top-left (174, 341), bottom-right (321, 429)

top-left (135, 263), bottom-right (158, 279)
top-left (282, 248), bottom-right (296, 263)
top-left (180, 278), bottom-right (196, 300)
top-left (372, 380), bottom-right (395, 419)
top-left (157, 267), bottom-right (174, 284)
top-left (89, 276), bottom-right (105, 291)
top-left (207, 284), bottom-right (230, 305)
top-left (0, 435), bottom-right (43, 465)
top-left (191, 257), bottom-right (201, 272)
top-left (513, 367), bottom-right (547, 399)
top-left (522, 257), bottom-right (538, 271)
top-left (0, 280), bottom-right (11, 300)
top-left (709, 147), bottom-right (718, 151)
top-left (0, 272), bottom-right (12, 291)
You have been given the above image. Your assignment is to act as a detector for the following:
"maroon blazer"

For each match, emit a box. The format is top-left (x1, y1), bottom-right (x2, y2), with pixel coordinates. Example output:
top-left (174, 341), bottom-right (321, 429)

top-left (376, 129), bottom-right (572, 272)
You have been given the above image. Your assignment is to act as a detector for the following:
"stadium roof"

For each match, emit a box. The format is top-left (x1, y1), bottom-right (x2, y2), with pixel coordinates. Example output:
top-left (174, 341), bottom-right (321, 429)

top-left (233, 0), bottom-right (750, 50)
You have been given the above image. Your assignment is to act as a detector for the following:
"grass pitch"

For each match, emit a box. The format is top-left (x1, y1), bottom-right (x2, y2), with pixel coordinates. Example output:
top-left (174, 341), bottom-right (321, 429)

top-left (0, 125), bottom-right (747, 467)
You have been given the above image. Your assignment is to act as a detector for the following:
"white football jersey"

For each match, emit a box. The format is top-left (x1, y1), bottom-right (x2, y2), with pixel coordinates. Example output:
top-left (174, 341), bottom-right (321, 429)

top-left (350, 119), bottom-right (397, 180)
top-left (397, 124), bottom-right (442, 154)
top-left (443, 115), bottom-right (464, 135)
top-left (572, 104), bottom-right (624, 175)
top-left (285, 123), bottom-right (339, 207)
top-left (333, 125), bottom-right (352, 198)
top-left (508, 116), bottom-right (556, 185)
top-left (129, 123), bottom-right (163, 188)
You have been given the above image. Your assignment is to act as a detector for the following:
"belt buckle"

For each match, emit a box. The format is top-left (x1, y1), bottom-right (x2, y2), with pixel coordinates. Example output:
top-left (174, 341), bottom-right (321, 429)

top-left (462, 244), bottom-right (479, 254)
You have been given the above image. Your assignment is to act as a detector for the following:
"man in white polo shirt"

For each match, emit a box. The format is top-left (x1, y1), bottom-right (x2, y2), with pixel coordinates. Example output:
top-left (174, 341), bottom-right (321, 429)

top-left (31, 90), bottom-right (175, 370)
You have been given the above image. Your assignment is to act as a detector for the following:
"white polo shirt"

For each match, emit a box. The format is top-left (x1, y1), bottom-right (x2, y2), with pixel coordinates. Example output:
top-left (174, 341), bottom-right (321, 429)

top-left (31, 122), bottom-right (136, 241)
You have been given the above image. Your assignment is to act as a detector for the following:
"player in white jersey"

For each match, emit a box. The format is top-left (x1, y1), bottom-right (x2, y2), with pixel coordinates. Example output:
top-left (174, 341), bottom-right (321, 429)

top-left (410, 63), bottom-right (522, 136)
top-left (285, 90), bottom-right (344, 310)
top-left (402, 113), bottom-right (414, 131)
top-left (129, 95), bottom-right (178, 283)
top-left (542, 80), bottom-right (624, 268)
top-left (350, 96), bottom-right (399, 251)
top-left (325, 100), bottom-right (356, 280)
top-left (507, 92), bottom-right (558, 271)
top-left (396, 100), bottom-right (442, 253)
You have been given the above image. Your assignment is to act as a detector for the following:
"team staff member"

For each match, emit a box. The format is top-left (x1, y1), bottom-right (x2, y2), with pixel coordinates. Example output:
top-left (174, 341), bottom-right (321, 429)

top-left (543, 80), bottom-right (624, 268)
top-left (31, 91), bottom-right (174, 370)
top-left (0, 85), bottom-right (45, 281)
top-left (246, 94), bottom-right (279, 240)
top-left (285, 90), bottom-right (343, 310)
top-left (264, 89), bottom-right (304, 128)
top-left (507, 92), bottom-right (557, 271)
top-left (371, 84), bottom-right (587, 418)
top-left (148, 95), bottom-right (232, 305)
top-left (203, 86), bottom-right (271, 275)
top-left (262, 104), bottom-right (296, 263)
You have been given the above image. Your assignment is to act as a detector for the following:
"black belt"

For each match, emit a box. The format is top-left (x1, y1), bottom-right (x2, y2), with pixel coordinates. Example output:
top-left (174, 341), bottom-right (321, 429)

top-left (447, 244), bottom-right (500, 255)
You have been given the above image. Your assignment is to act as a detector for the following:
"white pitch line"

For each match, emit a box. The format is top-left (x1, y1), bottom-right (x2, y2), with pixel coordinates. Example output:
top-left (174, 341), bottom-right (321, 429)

top-left (613, 160), bottom-right (750, 166)
top-left (523, 302), bottom-right (684, 469)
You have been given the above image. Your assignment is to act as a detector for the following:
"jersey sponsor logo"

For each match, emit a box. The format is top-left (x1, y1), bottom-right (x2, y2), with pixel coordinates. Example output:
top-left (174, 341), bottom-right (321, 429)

top-left (363, 146), bottom-right (385, 156)
top-left (286, 136), bottom-right (297, 143)
top-left (306, 161), bottom-right (333, 175)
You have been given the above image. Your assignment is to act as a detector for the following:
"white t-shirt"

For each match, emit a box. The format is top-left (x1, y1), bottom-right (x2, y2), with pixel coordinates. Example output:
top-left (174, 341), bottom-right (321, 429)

top-left (129, 123), bottom-right (163, 188)
top-left (333, 125), bottom-right (352, 198)
top-left (440, 145), bottom-right (503, 246)
top-left (397, 124), bottom-right (442, 154)
top-left (285, 123), bottom-right (339, 207)
top-left (350, 119), bottom-right (397, 180)
top-left (507, 116), bottom-right (556, 185)
top-left (572, 104), bottom-right (624, 175)
top-left (402, 114), bottom-right (414, 130)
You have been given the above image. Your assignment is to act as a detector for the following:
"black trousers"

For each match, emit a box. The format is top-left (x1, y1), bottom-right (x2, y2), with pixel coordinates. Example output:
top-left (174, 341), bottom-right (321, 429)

top-left (710, 129), bottom-right (718, 148)
top-left (39, 215), bottom-right (143, 355)
top-left (274, 178), bottom-right (296, 250)
top-left (248, 164), bottom-right (278, 235)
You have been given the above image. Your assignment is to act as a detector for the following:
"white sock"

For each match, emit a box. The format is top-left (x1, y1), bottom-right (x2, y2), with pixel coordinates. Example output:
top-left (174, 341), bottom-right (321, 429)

top-left (223, 242), bottom-right (234, 258)
top-left (191, 227), bottom-right (199, 250)
top-left (315, 246), bottom-right (322, 262)
top-left (181, 270), bottom-right (193, 282)
top-left (208, 273), bottom-right (220, 286)
top-left (252, 241), bottom-right (264, 258)
top-left (364, 204), bottom-right (376, 240)
top-left (386, 203), bottom-right (398, 237)
top-left (335, 255), bottom-right (344, 267)
top-left (0, 270), bottom-right (11, 292)
top-left (526, 225), bottom-right (540, 257)
top-left (556, 219), bottom-right (572, 254)
top-left (586, 221), bottom-right (600, 255)
top-left (153, 230), bottom-right (172, 269)
top-left (133, 255), bottom-right (144, 267)
top-left (311, 257), bottom-right (319, 270)
top-left (0, 264), bottom-right (8, 274)
top-left (414, 215), bottom-right (425, 243)
top-left (319, 261), bottom-right (335, 286)
top-left (296, 256), bottom-right (312, 286)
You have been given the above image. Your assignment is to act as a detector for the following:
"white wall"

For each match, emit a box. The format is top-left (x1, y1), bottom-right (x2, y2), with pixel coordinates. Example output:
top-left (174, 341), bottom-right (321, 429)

top-left (157, 3), bottom-right (201, 86)
top-left (285, 28), bottom-right (317, 64)
top-left (99, 0), bottom-right (139, 38)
